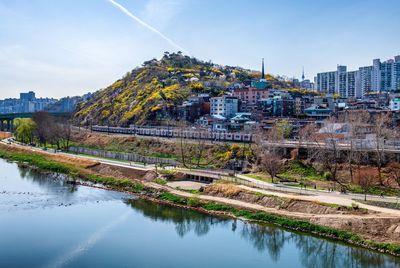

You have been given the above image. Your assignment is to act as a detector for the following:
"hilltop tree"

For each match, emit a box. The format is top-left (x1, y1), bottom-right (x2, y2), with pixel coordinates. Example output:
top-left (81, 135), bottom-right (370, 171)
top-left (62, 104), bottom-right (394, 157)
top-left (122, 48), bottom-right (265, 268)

top-left (73, 53), bottom-right (301, 127)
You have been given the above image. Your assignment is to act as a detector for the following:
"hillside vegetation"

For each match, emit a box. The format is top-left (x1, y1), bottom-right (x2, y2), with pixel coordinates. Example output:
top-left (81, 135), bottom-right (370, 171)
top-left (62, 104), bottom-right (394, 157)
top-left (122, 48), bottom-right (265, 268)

top-left (74, 52), bottom-right (295, 126)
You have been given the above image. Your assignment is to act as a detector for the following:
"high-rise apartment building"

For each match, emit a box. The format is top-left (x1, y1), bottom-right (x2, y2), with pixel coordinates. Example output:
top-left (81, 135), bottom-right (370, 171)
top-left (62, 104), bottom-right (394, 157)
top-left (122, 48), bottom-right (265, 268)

top-left (316, 55), bottom-right (400, 98)
top-left (359, 66), bottom-right (373, 95)
top-left (316, 66), bottom-right (359, 98)
top-left (346, 71), bottom-right (360, 98)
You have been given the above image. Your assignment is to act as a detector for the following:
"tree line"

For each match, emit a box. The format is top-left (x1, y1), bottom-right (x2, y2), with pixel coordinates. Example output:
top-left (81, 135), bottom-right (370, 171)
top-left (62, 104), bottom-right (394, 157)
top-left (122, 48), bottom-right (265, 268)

top-left (256, 111), bottom-right (400, 198)
top-left (14, 111), bottom-right (72, 150)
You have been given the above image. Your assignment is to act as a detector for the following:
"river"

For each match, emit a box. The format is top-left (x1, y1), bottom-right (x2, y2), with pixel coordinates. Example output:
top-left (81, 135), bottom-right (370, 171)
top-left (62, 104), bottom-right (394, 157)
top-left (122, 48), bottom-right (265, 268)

top-left (0, 158), bottom-right (399, 268)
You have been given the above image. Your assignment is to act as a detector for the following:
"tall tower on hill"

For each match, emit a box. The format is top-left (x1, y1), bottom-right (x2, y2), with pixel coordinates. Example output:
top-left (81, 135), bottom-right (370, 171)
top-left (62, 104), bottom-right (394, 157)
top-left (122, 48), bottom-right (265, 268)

top-left (261, 58), bottom-right (265, 80)
top-left (302, 66), bottom-right (305, 81)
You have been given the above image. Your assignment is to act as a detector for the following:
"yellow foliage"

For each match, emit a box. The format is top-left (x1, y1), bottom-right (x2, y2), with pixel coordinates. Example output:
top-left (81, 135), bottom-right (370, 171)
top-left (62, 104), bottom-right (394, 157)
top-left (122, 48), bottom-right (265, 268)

top-left (111, 80), bottom-right (123, 89)
top-left (151, 105), bottom-right (162, 112)
top-left (211, 68), bottom-right (223, 75)
top-left (190, 83), bottom-right (204, 91)
top-left (101, 110), bottom-right (110, 119)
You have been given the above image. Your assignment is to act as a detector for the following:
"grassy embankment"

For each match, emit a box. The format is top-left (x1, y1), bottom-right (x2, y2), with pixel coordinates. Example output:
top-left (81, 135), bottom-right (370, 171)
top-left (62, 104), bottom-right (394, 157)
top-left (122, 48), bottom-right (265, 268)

top-left (249, 160), bottom-right (400, 196)
top-left (159, 192), bottom-right (400, 256)
top-left (0, 144), bottom-right (147, 194)
top-left (1, 144), bottom-right (400, 256)
top-left (71, 131), bottom-right (255, 168)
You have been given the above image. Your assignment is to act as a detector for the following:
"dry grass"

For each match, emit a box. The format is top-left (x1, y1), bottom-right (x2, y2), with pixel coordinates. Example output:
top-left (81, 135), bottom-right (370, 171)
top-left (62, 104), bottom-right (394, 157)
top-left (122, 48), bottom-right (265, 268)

top-left (208, 182), bottom-right (243, 196)
top-left (48, 154), bottom-right (98, 169)
top-left (0, 143), bottom-right (98, 169)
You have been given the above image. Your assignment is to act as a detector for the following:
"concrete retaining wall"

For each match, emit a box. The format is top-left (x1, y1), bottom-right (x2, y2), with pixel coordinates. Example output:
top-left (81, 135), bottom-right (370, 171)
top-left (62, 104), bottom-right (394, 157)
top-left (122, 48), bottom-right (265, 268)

top-left (69, 147), bottom-right (177, 166)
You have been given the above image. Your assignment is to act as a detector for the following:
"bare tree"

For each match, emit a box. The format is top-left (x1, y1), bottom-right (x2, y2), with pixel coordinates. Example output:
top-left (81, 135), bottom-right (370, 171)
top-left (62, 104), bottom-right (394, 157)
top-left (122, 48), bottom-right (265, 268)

top-left (260, 150), bottom-right (284, 183)
top-left (355, 168), bottom-right (376, 201)
top-left (254, 126), bottom-right (284, 183)
top-left (387, 162), bottom-right (400, 190)
top-left (194, 129), bottom-right (208, 168)
top-left (54, 118), bottom-right (72, 150)
top-left (345, 110), bottom-right (370, 182)
top-left (298, 123), bottom-right (318, 162)
top-left (372, 113), bottom-right (394, 185)
top-left (32, 111), bottom-right (54, 146)
top-left (176, 123), bottom-right (211, 168)
top-left (314, 117), bottom-right (343, 186)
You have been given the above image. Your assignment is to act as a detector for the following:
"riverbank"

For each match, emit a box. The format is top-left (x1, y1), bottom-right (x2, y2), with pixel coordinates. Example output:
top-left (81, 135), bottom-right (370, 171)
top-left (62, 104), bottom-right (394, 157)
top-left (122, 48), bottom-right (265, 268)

top-left (1, 142), bottom-right (400, 257)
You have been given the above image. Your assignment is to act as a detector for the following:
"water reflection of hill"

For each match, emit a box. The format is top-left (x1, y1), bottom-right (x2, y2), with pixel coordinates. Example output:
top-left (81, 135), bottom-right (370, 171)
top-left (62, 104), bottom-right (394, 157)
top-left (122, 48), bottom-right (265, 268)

top-left (125, 198), bottom-right (230, 237)
top-left (18, 164), bottom-right (78, 194)
top-left (126, 198), bottom-right (400, 268)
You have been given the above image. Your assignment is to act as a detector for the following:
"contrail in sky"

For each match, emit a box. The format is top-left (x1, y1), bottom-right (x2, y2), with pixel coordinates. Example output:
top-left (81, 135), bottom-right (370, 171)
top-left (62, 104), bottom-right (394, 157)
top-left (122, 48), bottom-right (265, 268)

top-left (107, 0), bottom-right (191, 56)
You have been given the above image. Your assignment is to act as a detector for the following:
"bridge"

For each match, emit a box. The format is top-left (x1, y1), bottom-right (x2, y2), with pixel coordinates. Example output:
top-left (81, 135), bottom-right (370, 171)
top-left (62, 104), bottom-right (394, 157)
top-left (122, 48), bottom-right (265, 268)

top-left (0, 112), bottom-right (71, 132)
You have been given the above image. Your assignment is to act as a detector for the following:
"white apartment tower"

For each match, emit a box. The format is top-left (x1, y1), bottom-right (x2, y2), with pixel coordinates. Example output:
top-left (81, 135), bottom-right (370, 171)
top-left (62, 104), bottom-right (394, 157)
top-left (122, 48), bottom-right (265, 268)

top-left (210, 96), bottom-right (238, 119)
top-left (316, 66), bottom-right (360, 98)
top-left (316, 55), bottom-right (400, 98)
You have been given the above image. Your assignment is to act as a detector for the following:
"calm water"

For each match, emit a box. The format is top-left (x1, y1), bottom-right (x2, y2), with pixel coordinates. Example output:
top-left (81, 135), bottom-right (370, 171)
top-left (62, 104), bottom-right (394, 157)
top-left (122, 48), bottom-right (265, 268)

top-left (0, 159), bottom-right (399, 268)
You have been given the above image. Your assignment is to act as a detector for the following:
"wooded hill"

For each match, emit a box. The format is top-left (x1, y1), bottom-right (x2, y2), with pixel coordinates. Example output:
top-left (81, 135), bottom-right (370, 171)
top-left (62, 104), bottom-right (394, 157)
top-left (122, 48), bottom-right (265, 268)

top-left (74, 52), bottom-right (295, 126)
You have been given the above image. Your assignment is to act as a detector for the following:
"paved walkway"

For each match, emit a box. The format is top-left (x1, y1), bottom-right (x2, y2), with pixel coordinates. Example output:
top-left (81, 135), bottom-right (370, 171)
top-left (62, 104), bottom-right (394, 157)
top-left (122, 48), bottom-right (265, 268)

top-left (237, 185), bottom-right (400, 216)
top-left (167, 181), bottom-right (206, 191)
top-left (3, 140), bottom-right (400, 216)
top-left (236, 173), bottom-right (400, 204)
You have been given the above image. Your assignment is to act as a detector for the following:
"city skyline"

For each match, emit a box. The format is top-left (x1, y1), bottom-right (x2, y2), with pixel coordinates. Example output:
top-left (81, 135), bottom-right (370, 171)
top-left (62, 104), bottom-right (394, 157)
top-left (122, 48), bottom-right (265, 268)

top-left (0, 0), bottom-right (399, 99)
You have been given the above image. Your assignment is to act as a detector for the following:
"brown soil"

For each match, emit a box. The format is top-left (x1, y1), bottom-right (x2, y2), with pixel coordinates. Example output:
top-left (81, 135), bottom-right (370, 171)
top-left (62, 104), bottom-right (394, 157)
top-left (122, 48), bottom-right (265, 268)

top-left (3, 142), bottom-right (400, 246)
top-left (310, 217), bottom-right (400, 244)
top-left (71, 130), bottom-right (230, 167)
top-left (0, 132), bottom-right (11, 139)
top-left (72, 131), bottom-right (181, 156)
top-left (89, 163), bottom-right (157, 181)
top-left (203, 183), bottom-right (368, 215)
top-left (200, 183), bottom-right (400, 244)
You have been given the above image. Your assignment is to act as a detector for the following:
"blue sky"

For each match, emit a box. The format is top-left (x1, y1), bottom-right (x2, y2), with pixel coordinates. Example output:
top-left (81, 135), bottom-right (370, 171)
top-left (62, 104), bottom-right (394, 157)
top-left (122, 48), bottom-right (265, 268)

top-left (0, 0), bottom-right (399, 99)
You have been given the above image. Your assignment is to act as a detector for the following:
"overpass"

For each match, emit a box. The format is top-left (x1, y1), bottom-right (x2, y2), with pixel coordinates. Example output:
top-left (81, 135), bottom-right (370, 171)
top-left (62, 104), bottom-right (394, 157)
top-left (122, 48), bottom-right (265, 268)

top-left (0, 112), bottom-right (71, 132)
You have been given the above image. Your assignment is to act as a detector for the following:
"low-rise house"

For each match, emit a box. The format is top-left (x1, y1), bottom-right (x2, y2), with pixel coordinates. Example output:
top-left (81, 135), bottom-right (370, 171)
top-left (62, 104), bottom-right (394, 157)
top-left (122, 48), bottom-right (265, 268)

top-left (178, 95), bottom-right (210, 122)
top-left (232, 87), bottom-right (269, 105)
top-left (390, 97), bottom-right (400, 111)
top-left (229, 112), bottom-right (252, 130)
top-left (258, 95), bottom-right (295, 117)
top-left (304, 104), bottom-right (332, 123)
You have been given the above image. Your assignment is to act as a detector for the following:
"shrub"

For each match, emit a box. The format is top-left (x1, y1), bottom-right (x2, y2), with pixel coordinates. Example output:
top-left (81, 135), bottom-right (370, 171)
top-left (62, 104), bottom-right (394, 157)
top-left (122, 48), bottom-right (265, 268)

top-left (187, 197), bottom-right (202, 207)
top-left (159, 192), bottom-right (187, 205)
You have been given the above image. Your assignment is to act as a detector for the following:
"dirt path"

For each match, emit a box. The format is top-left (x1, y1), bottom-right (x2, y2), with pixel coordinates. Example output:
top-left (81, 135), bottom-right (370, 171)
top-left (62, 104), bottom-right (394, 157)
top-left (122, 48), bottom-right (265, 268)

top-left (5, 141), bottom-right (400, 216)
top-left (3, 141), bottom-right (400, 244)
top-left (237, 185), bottom-right (400, 217)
